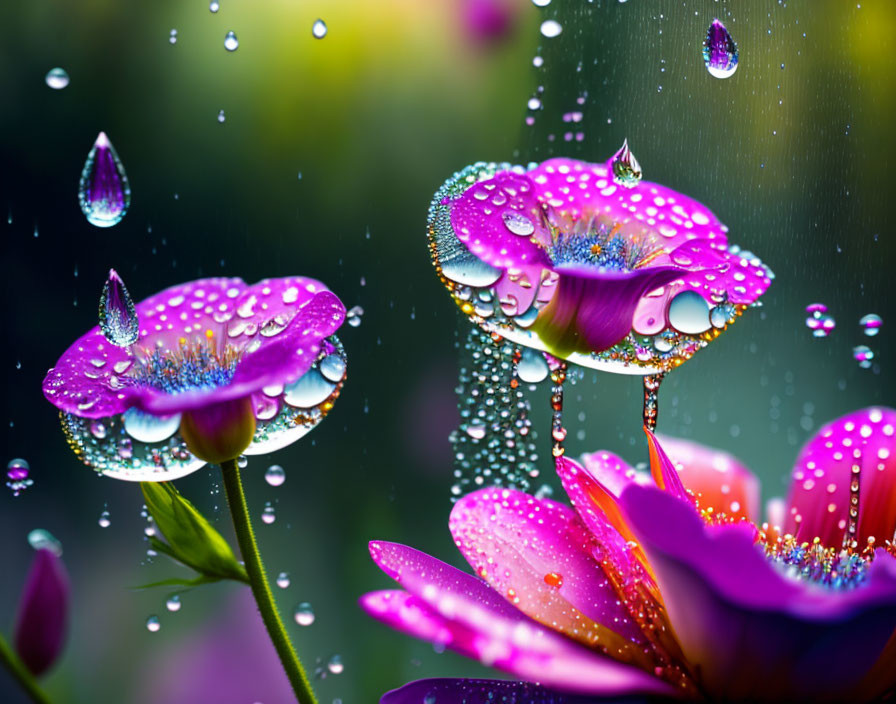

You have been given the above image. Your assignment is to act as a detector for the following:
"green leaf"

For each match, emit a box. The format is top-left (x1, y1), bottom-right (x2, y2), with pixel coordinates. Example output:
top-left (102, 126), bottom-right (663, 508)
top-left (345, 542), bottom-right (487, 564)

top-left (141, 482), bottom-right (248, 584)
top-left (132, 575), bottom-right (223, 591)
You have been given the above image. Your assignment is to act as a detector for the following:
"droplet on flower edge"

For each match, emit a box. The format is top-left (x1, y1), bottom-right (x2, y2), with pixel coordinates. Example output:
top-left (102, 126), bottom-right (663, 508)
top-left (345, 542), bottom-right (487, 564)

top-left (99, 269), bottom-right (139, 347)
top-left (611, 138), bottom-right (642, 188)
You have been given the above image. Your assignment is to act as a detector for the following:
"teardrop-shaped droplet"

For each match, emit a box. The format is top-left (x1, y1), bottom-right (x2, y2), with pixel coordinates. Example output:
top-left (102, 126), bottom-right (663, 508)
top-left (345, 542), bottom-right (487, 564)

top-left (611, 138), bottom-right (642, 188)
top-left (703, 19), bottom-right (738, 79)
top-left (312, 19), bottom-right (328, 39)
top-left (99, 269), bottom-right (139, 346)
top-left (79, 132), bottom-right (131, 228)
top-left (224, 30), bottom-right (239, 51)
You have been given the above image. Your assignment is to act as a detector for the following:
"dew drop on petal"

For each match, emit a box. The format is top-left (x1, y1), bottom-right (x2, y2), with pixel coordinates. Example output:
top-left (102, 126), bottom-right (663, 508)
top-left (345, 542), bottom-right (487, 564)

top-left (166, 595), bottom-right (181, 612)
top-left (703, 19), bottom-right (738, 79)
top-left (99, 269), bottom-right (139, 346)
top-left (540, 20), bottom-right (562, 38)
top-left (79, 132), bottom-right (131, 228)
top-left (502, 211), bottom-right (535, 236)
top-left (611, 138), bottom-right (642, 188)
top-left (293, 602), bottom-right (315, 626)
top-left (27, 529), bottom-right (62, 556)
top-left (860, 313), bottom-right (882, 336)
top-left (276, 571), bottom-right (291, 589)
top-left (224, 31), bottom-right (239, 51)
top-left (265, 464), bottom-right (286, 486)
top-left (146, 615), bottom-right (161, 632)
top-left (122, 409), bottom-right (181, 444)
top-left (312, 19), bottom-right (328, 39)
top-left (45, 67), bottom-right (70, 90)
top-left (668, 291), bottom-right (711, 334)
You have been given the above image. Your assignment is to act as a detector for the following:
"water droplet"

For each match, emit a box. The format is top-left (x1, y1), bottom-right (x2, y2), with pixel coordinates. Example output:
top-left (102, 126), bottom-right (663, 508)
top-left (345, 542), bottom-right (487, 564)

top-left (276, 571), bottom-right (291, 589)
top-left (237, 455), bottom-right (249, 469)
top-left (284, 369), bottom-right (336, 408)
top-left (166, 595), bottom-right (182, 612)
top-left (261, 502), bottom-right (276, 524)
top-left (346, 306), bottom-right (363, 327)
top-left (853, 345), bottom-right (874, 368)
top-left (27, 529), bottom-right (62, 556)
top-left (7, 458), bottom-right (33, 496)
top-left (540, 19), bottom-right (562, 38)
top-left (502, 211), bottom-right (535, 236)
top-left (319, 354), bottom-right (346, 382)
top-left (99, 269), bottom-right (139, 346)
top-left (45, 67), bottom-right (70, 90)
top-left (860, 313), bottom-right (882, 336)
top-left (293, 602), bottom-right (315, 626)
top-left (703, 19), bottom-right (738, 79)
top-left (517, 348), bottom-right (549, 384)
top-left (265, 464), bottom-right (286, 487)
top-left (611, 138), bottom-right (642, 188)
top-left (805, 303), bottom-right (836, 337)
top-left (668, 291), bottom-right (711, 334)
top-left (224, 31), bottom-right (239, 51)
top-left (146, 615), bottom-right (161, 632)
top-left (98, 510), bottom-right (111, 528)
top-left (532, 0), bottom-right (551, 5)
top-left (209, 0), bottom-right (219, 11)
top-left (312, 19), bottom-right (328, 39)
top-left (79, 132), bottom-right (131, 228)
top-left (122, 408), bottom-right (182, 444)
top-left (543, 571), bottom-right (563, 588)
top-left (217, 109), bottom-right (226, 123)
top-left (169, 29), bottom-right (178, 45)
top-left (327, 655), bottom-right (344, 675)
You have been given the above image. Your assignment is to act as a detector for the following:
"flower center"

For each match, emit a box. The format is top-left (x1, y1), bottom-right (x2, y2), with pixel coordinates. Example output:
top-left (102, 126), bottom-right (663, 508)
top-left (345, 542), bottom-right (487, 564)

top-left (545, 217), bottom-right (663, 273)
top-left (761, 535), bottom-right (874, 590)
top-left (133, 338), bottom-right (242, 395)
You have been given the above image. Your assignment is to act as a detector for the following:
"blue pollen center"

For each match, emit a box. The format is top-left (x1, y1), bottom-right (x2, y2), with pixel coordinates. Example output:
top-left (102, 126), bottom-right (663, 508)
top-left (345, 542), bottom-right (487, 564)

top-left (765, 541), bottom-right (871, 590)
top-left (133, 343), bottom-right (241, 395)
top-left (547, 222), bottom-right (657, 273)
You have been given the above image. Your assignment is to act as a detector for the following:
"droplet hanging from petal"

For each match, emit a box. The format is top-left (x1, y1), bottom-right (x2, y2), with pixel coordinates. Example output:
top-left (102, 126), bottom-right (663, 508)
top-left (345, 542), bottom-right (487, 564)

top-left (99, 269), bottom-right (139, 346)
top-left (78, 132), bottom-right (131, 228)
top-left (642, 373), bottom-right (664, 432)
top-left (703, 19), bottom-right (738, 79)
top-left (611, 138), bottom-right (642, 188)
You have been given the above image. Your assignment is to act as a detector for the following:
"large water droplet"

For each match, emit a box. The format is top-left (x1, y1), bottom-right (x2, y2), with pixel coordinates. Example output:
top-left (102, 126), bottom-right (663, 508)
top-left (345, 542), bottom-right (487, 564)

top-left (122, 408), bottom-right (182, 444)
top-left (79, 132), bottom-right (131, 228)
top-left (611, 138), bottom-right (642, 188)
top-left (517, 348), bottom-right (549, 384)
top-left (312, 19), bottom-right (328, 39)
top-left (283, 369), bottom-right (336, 408)
top-left (703, 19), bottom-right (738, 79)
top-left (45, 67), bottom-right (70, 90)
top-left (224, 31), bottom-right (239, 51)
top-left (502, 211), bottom-right (535, 236)
top-left (209, 0), bottom-right (219, 11)
top-left (99, 269), bottom-right (139, 346)
top-left (319, 354), bottom-right (346, 382)
top-left (668, 291), bottom-right (711, 334)
top-left (293, 602), bottom-right (315, 626)
top-left (265, 464), bottom-right (286, 486)
top-left (860, 313), bottom-right (882, 336)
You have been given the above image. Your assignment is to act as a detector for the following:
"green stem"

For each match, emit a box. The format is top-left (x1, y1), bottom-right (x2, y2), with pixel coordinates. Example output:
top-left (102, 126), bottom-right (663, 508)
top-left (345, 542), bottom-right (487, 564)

top-left (0, 633), bottom-right (53, 704)
top-left (220, 458), bottom-right (318, 704)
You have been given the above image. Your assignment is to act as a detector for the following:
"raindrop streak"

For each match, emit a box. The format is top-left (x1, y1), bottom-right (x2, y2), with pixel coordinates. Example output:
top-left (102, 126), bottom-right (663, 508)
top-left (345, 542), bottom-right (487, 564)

top-left (146, 615), bottom-right (161, 632)
top-left (79, 132), bottom-right (131, 228)
top-left (860, 314), bottom-right (882, 336)
top-left (703, 19), bottom-right (738, 79)
top-left (854, 345), bottom-right (874, 368)
top-left (45, 68), bottom-right (70, 90)
top-left (293, 602), bottom-right (315, 626)
top-left (224, 31), bottom-right (239, 51)
top-left (805, 303), bottom-right (836, 337)
top-left (540, 20), bottom-right (562, 38)
top-left (265, 464), bottom-right (286, 486)
top-left (27, 529), bottom-right (62, 556)
top-left (611, 139), bottom-right (642, 188)
top-left (99, 269), bottom-right (139, 347)
top-left (312, 19), bottom-right (328, 39)
top-left (7, 458), bottom-right (33, 496)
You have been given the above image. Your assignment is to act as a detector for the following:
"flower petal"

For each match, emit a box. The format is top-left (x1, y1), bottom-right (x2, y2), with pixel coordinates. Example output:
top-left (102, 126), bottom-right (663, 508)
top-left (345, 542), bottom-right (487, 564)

top-left (785, 407), bottom-right (896, 548)
top-left (655, 434), bottom-right (760, 522)
top-left (621, 483), bottom-right (896, 700)
top-left (449, 488), bottom-right (650, 663)
top-left (380, 678), bottom-right (610, 704)
top-left (14, 549), bottom-right (70, 676)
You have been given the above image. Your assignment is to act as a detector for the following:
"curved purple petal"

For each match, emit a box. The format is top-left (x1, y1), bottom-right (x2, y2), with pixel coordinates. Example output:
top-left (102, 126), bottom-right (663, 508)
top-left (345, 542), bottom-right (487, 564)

top-left (381, 678), bottom-right (620, 704)
top-left (14, 549), bottom-right (70, 676)
top-left (621, 483), bottom-right (896, 700)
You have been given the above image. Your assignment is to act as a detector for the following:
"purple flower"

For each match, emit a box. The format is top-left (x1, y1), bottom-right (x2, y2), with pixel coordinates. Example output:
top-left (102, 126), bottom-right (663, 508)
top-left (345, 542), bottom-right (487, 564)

top-left (428, 157), bottom-right (772, 373)
top-left (14, 549), bottom-right (70, 677)
top-left (362, 407), bottom-right (896, 702)
top-left (43, 276), bottom-right (346, 480)
top-left (461, 0), bottom-right (516, 46)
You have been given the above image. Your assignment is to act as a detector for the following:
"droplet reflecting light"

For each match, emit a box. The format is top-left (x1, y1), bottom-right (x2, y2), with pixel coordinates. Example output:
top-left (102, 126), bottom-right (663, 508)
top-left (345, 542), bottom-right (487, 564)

top-left (78, 132), bottom-right (131, 228)
top-left (703, 19), bottom-right (738, 79)
top-left (99, 269), bottom-right (139, 346)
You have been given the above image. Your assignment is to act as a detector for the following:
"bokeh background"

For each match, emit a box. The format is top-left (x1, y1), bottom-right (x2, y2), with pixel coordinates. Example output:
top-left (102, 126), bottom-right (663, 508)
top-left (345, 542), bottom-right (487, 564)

top-left (1, 0), bottom-right (895, 701)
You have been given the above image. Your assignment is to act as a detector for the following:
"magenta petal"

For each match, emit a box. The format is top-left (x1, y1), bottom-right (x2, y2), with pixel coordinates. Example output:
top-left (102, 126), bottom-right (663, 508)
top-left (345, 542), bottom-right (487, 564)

top-left (620, 484), bottom-right (896, 700)
top-left (14, 549), bottom-right (70, 676)
top-left (381, 678), bottom-right (613, 704)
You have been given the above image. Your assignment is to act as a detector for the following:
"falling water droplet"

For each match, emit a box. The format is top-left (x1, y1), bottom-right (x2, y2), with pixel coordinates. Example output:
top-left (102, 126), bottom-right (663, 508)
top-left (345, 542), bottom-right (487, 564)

top-left (45, 67), bottom-right (70, 90)
top-left (261, 502), bottom-right (276, 524)
top-left (327, 655), bottom-right (344, 675)
top-left (79, 132), bottom-right (131, 227)
top-left (860, 314), bottom-right (882, 336)
top-left (265, 464), bottom-right (286, 486)
top-left (27, 529), bottom-right (62, 556)
top-left (611, 138), bottom-right (642, 188)
top-left (7, 459), bottom-right (33, 497)
top-left (166, 595), bottom-right (182, 612)
top-left (276, 571), bottom-right (291, 588)
top-left (312, 19), bottom-right (328, 39)
top-left (805, 303), bottom-right (836, 337)
top-left (99, 269), bottom-right (139, 346)
top-left (224, 31), bottom-right (239, 51)
top-left (146, 615), bottom-right (161, 632)
top-left (217, 109), bottom-right (226, 123)
top-left (703, 19), bottom-right (738, 79)
top-left (540, 19), bottom-right (562, 38)
top-left (169, 29), bottom-right (178, 45)
top-left (293, 602), bottom-right (315, 626)
top-left (346, 305), bottom-right (364, 328)
top-left (98, 510), bottom-right (111, 528)
top-left (853, 345), bottom-right (874, 368)
top-left (209, 0), bottom-right (219, 11)
top-left (237, 455), bottom-right (248, 469)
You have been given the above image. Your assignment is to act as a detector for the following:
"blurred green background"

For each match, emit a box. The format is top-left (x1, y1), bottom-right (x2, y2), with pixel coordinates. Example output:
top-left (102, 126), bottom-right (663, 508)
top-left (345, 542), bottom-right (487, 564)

top-left (1, 0), bottom-right (895, 701)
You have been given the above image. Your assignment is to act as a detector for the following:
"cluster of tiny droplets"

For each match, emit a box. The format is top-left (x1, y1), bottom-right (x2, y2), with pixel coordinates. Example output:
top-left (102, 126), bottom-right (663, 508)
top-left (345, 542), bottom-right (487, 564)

top-left (549, 363), bottom-right (566, 458)
top-left (449, 327), bottom-right (538, 500)
top-left (762, 536), bottom-right (871, 590)
top-left (133, 341), bottom-right (241, 394)
top-left (642, 373), bottom-right (664, 432)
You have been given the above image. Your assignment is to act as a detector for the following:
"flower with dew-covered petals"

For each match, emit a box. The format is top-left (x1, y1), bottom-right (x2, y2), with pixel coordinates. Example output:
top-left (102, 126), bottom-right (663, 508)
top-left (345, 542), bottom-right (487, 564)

top-left (428, 155), bottom-right (772, 375)
top-left (362, 407), bottom-right (896, 702)
top-left (43, 276), bottom-right (346, 481)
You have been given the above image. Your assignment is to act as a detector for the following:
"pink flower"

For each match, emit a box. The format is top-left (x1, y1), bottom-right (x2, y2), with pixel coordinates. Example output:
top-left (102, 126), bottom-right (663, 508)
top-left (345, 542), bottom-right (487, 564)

top-left (362, 407), bottom-right (896, 702)
top-left (428, 156), bottom-right (772, 373)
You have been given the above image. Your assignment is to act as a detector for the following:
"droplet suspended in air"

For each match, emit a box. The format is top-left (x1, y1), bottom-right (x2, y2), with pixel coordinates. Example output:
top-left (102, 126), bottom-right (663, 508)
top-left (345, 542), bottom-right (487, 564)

top-left (540, 19), bottom-right (562, 38)
top-left (611, 138), bottom-right (642, 188)
top-left (853, 345), bottom-right (874, 368)
top-left (346, 305), bottom-right (364, 328)
top-left (703, 19), bottom-right (738, 79)
top-left (98, 510), bottom-right (111, 528)
top-left (166, 595), bottom-right (182, 612)
top-left (146, 615), bottom-right (161, 632)
top-left (224, 30), bottom-right (239, 51)
top-left (7, 458), bottom-right (33, 497)
top-left (265, 464), bottom-right (286, 486)
top-left (169, 29), bottom-right (178, 45)
top-left (261, 502), bottom-right (276, 524)
top-left (217, 109), bottom-right (226, 123)
top-left (805, 303), bottom-right (836, 337)
top-left (327, 655), bottom-right (344, 675)
top-left (293, 602), bottom-right (315, 626)
top-left (209, 0), bottom-right (219, 11)
top-left (276, 571), bottom-right (291, 589)
top-left (312, 19), bottom-right (328, 39)
top-left (78, 132), bottom-right (131, 228)
top-left (45, 67), bottom-right (70, 90)
top-left (99, 269), bottom-right (140, 346)
top-left (860, 313), bottom-right (882, 336)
